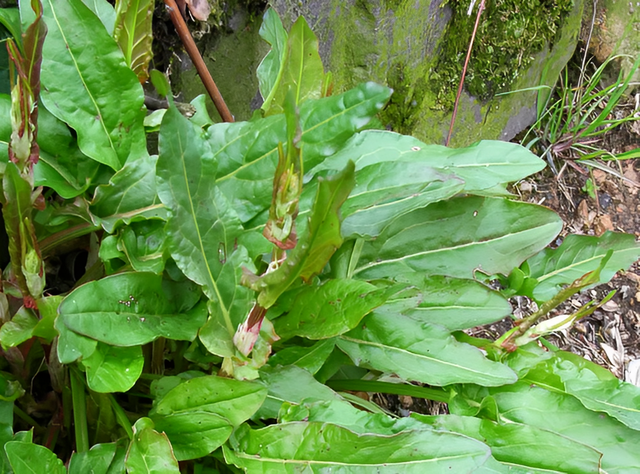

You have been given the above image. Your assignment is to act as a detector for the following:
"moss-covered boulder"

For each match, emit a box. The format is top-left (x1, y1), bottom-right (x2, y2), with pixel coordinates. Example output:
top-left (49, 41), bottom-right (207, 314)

top-left (271, 0), bottom-right (583, 146)
top-left (172, 0), bottom-right (587, 146)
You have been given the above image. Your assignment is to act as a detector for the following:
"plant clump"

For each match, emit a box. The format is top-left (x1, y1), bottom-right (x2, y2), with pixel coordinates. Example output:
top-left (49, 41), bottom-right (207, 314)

top-left (431, 0), bottom-right (574, 109)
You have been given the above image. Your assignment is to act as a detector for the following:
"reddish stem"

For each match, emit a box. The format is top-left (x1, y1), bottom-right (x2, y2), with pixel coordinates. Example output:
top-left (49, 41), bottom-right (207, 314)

top-left (446, 0), bottom-right (486, 146)
top-left (164, 0), bottom-right (234, 122)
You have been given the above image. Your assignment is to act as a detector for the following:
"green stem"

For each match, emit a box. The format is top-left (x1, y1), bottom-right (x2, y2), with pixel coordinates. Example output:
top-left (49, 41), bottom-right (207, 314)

top-left (13, 405), bottom-right (41, 429)
top-left (326, 379), bottom-right (450, 404)
top-left (39, 222), bottom-right (100, 256)
top-left (70, 367), bottom-right (89, 453)
top-left (109, 395), bottom-right (134, 440)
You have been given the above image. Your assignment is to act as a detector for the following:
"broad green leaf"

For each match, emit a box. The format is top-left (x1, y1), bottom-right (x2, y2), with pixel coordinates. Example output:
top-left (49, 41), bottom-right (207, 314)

top-left (299, 82), bottom-right (391, 170)
top-left (0, 9), bottom-right (22, 52)
top-left (150, 375), bottom-right (267, 426)
top-left (59, 273), bottom-right (206, 346)
top-left (413, 413), bottom-right (602, 473)
top-left (151, 412), bottom-right (232, 461)
top-left (268, 339), bottom-right (336, 374)
top-left (257, 8), bottom-right (287, 113)
top-left (212, 83), bottom-right (391, 223)
top-left (189, 94), bottom-right (213, 128)
top-left (224, 421), bottom-right (491, 473)
top-left (68, 442), bottom-right (117, 474)
top-left (354, 196), bottom-right (562, 280)
top-left (467, 382), bottom-right (640, 473)
top-left (278, 398), bottom-right (414, 434)
top-left (379, 274), bottom-right (512, 331)
top-left (256, 365), bottom-right (344, 419)
top-left (55, 316), bottom-right (97, 364)
top-left (0, 306), bottom-right (37, 349)
top-left (337, 312), bottom-right (517, 387)
top-left (0, 424), bottom-right (13, 474)
top-left (81, 0), bottom-right (116, 32)
top-left (340, 162), bottom-right (464, 238)
top-left (267, 15), bottom-right (324, 115)
top-left (114, 0), bottom-right (153, 83)
top-left (125, 418), bottom-right (179, 474)
top-left (310, 131), bottom-right (545, 194)
top-left (198, 248), bottom-right (255, 358)
top-left (244, 162), bottom-right (355, 309)
top-left (157, 106), bottom-right (243, 309)
top-left (206, 114), bottom-right (284, 222)
top-left (91, 153), bottom-right (165, 233)
top-left (40, 0), bottom-right (147, 169)
top-left (150, 376), bottom-right (266, 460)
top-left (525, 350), bottom-right (640, 431)
top-left (81, 342), bottom-right (144, 392)
top-left (273, 280), bottom-right (402, 340)
top-left (5, 441), bottom-right (66, 474)
top-left (0, 96), bottom-right (101, 198)
top-left (33, 295), bottom-right (61, 342)
top-left (521, 231), bottom-right (640, 301)
top-left (119, 220), bottom-right (167, 273)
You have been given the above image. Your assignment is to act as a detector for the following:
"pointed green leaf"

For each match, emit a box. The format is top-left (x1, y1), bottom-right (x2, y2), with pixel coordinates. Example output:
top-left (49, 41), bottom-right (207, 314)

top-left (5, 441), bottom-right (65, 474)
top-left (354, 196), bottom-right (562, 280)
top-left (257, 8), bottom-right (287, 112)
top-left (337, 312), bottom-right (517, 387)
top-left (273, 280), bottom-right (403, 340)
top-left (525, 350), bottom-right (640, 431)
top-left (466, 382), bottom-right (640, 474)
top-left (198, 248), bottom-right (255, 357)
top-left (81, 342), bottom-right (144, 393)
top-left (59, 273), bottom-right (206, 346)
top-left (311, 131), bottom-right (545, 195)
top-left (0, 95), bottom-right (101, 198)
top-left (55, 316), bottom-right (97, 364)
top-left (91, 153), bottom-right (166, 234)
top-left (0, 9), bottom-right (22, 52)
top-left (224, 422), bottom-right (491, 472)
top-left (80, 0), bottom-right (116, 32)
top-left (379, 275), bottom-right (512, 331)
top-left (151, 375), bottom-right (267, 426)
top-left (299, 82), bottom-right (391, 170)
top-left (125, 418), bottom-right (179, 474)
top-left (40, 0), bottom-right (147, 169)
top-left (413, 413), bottom-right (602, 473)
top-left (150, 375), bottom-right (266, 459)
top-left (119, 220), bottom-right (167, 274)
top-left (157, 106), bottom-right (243, 305)
top-left (151, 412), bottom-right (232, 461)
top-left (340, 162), bottom-right (464, 238)
top-left (268, 339), bottom-right (336, 374)
top-left (0, 307), bottom-right (37, 349)
top-left (114, 0), bottom-right (153, 83)
top-left (267, 15), bottom-right (324, 115)
top-left (521, 231), bottom-right (640, 301)
top-left (212, 83), bottom-right (390, 223)
top-left (245, 162), bottom-right (355, 309)
top-left (68, 443), bottom-right (117, 474)
top-left (256, 365), bottom-right (344, 420)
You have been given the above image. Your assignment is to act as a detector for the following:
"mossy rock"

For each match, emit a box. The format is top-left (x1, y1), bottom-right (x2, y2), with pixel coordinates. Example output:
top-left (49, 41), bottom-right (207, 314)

top-left (171, 0), bottom-right (585, 146)
top-left (272, 0), bottom-right (583, 146)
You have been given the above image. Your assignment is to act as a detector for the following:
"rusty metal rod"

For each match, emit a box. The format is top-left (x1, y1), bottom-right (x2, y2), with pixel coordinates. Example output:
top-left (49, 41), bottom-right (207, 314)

top-left (163, 0), bottom-right (234, 122)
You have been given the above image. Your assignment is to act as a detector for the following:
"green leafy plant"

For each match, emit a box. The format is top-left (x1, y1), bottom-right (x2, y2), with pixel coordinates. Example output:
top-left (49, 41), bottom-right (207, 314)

top-left (523, 53), bottom-right (640, 174)
top-left (0, 1), bottom-right (639, 472)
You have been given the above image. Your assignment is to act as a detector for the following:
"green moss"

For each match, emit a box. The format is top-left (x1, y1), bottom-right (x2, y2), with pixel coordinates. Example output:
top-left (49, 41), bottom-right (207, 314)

top-left (431, 0), bottom-right (574, 108)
